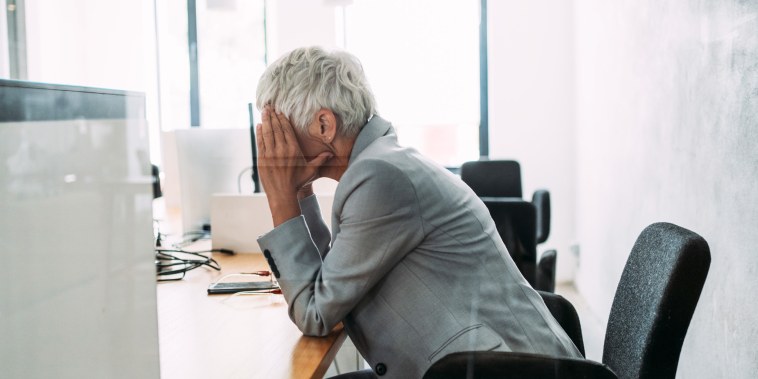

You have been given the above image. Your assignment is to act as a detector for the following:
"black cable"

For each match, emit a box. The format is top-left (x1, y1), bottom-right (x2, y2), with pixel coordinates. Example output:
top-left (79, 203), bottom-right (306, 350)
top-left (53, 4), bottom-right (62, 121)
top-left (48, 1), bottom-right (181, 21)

top-left (155, 246), bottom-right (230, 281)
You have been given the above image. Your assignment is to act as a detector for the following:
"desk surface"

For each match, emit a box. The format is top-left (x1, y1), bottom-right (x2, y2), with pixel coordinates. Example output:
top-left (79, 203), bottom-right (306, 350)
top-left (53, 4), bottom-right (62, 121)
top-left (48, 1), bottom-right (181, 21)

top-left (157, 251), bottom-right (346, 379)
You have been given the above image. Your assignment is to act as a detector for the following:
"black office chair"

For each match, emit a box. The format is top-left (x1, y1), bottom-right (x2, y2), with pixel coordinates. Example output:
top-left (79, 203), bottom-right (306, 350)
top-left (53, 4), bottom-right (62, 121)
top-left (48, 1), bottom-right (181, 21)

top-left (424, 222), bottom-right (711, 379)
top-left (460, 160), bottom-right (550, 244)
top-left (460, 160), bottom-right (554, 291)
top-left (424, 351), bottom-right (617, 379)
top-left (602, 222), bottom-right (710, 379)
top-left (536, 250), bottom-right (557, 293)
top-left (460, 160), bottom-right (523, 198)
top-left (538, 290), bottom-right (585, 357)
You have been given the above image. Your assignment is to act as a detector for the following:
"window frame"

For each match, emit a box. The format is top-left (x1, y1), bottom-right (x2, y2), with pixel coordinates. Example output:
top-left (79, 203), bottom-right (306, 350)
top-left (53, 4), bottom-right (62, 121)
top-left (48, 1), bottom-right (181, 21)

top-left (182, 0), bottom-right (490, 164)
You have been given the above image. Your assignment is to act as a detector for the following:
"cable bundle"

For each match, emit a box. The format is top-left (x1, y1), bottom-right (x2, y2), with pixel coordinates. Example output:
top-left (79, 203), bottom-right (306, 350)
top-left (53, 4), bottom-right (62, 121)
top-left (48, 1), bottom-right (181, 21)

top-left (155, 248), bottom-right (233, 281)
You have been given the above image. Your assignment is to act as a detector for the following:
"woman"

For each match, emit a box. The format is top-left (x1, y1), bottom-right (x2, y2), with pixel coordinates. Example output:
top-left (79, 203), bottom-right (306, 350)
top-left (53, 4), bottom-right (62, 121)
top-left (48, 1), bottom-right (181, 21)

top-left (255, 47), bottom-right (581, 379)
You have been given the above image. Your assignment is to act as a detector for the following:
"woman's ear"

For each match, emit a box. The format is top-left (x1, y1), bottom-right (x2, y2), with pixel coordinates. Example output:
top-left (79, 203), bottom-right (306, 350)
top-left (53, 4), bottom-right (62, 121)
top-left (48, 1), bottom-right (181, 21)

top-left (315, 109), bottom-right (338, 144)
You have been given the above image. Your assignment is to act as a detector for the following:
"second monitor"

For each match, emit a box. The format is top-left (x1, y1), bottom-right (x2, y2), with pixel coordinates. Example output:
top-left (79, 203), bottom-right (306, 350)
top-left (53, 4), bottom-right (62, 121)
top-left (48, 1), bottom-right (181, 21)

top-left (167, 128), bottom-right (253, 235)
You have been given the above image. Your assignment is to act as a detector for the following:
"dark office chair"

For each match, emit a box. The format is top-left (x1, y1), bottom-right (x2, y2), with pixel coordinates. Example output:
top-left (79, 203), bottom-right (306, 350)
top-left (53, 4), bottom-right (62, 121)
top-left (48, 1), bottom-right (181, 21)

top-left (460, 160), bottom-right (523, 198)
top-left (538, 290), bottom-right (584, 356)
top-left (460, 160), bottom-right (554, 291)
top-left (460, 160), bottom-right (551, 244)
top-left (424, 351), bottom-right (617, 379)
top-left (602, 222), bottom-right (710, 379)
top-left (536, 249), bottom-right (557, 293)
top-left (424, 222), bottom-right (711, 379)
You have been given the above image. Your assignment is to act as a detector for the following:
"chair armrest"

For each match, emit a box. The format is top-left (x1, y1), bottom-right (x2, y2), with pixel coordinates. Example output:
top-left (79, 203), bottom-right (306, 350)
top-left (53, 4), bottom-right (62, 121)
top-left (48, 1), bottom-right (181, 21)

top-left (536, 249), bottom-right (557, 293)
top-left (537, 289), bottom-right (585, 356)
top-left (424, 351), bottom-right (617, 379)
top-left (532, 189), bottom-right (551, 244)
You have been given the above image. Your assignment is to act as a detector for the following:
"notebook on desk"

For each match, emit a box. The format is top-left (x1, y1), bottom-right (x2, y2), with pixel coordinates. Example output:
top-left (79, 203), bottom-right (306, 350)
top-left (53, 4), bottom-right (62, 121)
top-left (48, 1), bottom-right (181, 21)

top-left (210, 193), bottom-right (334, 253)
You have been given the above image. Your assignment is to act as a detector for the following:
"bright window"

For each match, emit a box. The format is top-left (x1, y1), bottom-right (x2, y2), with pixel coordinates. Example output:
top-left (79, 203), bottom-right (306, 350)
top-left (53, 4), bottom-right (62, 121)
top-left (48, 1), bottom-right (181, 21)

top-left (343, 0), bottom-right (481, 167)
top-left (11, 0), bottom-right (161, 161)
top-left (195, 0), bottom-right (266, 129)
top-left (154, 0), bottom-right (267, 131)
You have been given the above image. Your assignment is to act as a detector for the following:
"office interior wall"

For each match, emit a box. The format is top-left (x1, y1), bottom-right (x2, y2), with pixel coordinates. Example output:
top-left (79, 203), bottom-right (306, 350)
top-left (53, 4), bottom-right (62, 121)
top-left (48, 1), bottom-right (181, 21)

top-left (487, 0), bottom-right (578, 282)
top-left (574, 1), bottom-right (758, 377)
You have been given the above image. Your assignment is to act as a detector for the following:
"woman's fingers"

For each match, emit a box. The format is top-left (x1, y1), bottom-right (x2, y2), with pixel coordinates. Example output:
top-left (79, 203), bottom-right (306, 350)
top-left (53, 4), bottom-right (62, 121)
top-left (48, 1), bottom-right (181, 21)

top-left (260, 107), bottom-right (277, 149)
top-left (256, 124), bottom-right (265, 153)
top-left (259, 106), bottom-right (307, 171)
top-left (267, 106), bottom-right (287, 144)
top-left (274, 110), bottom-right (296, 142)
top-left (256, 106), bottom-right (323, 197)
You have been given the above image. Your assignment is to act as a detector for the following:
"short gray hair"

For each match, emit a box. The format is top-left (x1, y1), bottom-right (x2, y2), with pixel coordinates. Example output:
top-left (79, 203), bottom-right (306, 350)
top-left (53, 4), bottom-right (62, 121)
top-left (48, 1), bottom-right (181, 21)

top-left (256, 47), bottom-right (377, 137)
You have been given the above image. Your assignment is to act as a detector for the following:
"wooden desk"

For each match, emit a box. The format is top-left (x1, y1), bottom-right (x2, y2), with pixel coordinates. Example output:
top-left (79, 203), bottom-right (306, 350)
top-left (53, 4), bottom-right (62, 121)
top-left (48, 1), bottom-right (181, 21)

top-left (157, 252), bottom-right (346, 379)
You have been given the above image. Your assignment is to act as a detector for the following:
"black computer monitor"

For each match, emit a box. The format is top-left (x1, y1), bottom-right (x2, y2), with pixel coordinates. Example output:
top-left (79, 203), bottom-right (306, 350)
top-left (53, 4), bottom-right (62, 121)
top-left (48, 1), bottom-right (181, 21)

top-left (0, 79), bottom-right (152, 194)
top-left (0, 79), bottom-right (145, 122)
top-left (248, 102), bottom-right (261, 193)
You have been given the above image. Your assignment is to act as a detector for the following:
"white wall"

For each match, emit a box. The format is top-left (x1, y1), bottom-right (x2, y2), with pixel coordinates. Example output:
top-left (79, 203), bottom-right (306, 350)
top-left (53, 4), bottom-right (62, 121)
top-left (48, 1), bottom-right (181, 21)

top-left (574, 1), bottom-right (758, 377)
top-left (489, 2), bottom-right (758, 375)
top-left (487, 0), bottom-right (578, 282)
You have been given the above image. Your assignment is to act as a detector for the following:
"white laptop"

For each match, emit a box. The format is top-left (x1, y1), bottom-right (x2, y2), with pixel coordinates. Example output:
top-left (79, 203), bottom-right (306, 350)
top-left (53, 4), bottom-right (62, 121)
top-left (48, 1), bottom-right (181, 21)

top-left (211, 193), bottom-right (334, 253)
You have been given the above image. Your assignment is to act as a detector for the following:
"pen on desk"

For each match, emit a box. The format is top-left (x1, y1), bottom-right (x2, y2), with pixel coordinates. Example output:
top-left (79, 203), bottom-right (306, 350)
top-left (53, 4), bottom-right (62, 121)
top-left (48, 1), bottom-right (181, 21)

top-left (238, 289), bottom-right (282, 295)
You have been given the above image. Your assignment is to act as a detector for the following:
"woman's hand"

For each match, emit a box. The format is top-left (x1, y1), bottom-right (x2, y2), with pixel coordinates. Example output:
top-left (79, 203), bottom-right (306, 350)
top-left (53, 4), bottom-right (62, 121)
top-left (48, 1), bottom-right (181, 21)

top-left (256, 106), bottom-right (331, 226)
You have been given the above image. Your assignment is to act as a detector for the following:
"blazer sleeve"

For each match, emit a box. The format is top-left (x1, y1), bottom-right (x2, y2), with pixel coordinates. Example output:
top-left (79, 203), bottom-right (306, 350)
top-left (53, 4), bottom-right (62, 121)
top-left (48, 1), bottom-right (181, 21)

top-left (257, 159), bottom-right (425, 336)
top-left (298, 194), bottom-right (331, 258)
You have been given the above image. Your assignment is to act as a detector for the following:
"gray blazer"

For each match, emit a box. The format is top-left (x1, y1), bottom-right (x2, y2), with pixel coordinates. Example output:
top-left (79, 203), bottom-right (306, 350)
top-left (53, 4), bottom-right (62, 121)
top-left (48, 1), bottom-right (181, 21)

top-left (258, 116), bottom-right (581, 378)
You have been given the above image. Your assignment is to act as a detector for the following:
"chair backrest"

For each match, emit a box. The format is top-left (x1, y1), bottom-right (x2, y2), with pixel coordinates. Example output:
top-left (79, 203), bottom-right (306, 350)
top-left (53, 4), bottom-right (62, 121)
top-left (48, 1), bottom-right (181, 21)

top-left (460, 160), bottom-right (522, 198)
top-left (532, 189), bottom-right (551, 243)
top-left (538, 290), bottom-right (585, 356)
top-left (536, 249), bottom-right (557, 293)
top-left (603, 222), bottom-right (711, 379)
top-left (423, 351), bottom-right (617, 379)
top-left (481, 199), bottom-right (537, 285)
